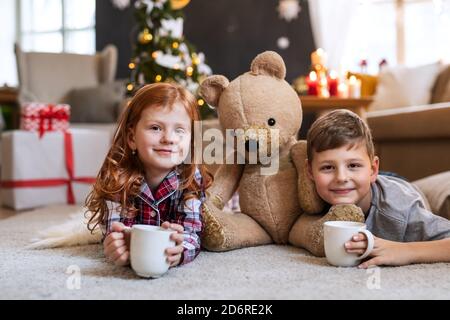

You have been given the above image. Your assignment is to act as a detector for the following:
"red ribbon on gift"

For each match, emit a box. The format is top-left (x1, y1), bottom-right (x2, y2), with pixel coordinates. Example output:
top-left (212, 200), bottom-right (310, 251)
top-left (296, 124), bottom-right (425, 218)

top-left (22, 104), bottom-right (70, 138)
top-left (0, 131), bottom-right (96, 204)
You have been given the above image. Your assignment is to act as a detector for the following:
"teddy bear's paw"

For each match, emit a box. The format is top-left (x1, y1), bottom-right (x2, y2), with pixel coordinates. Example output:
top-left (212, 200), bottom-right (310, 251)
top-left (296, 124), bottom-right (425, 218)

top-left (323, 204), bottom-right (365, 223)
top-left (201, 202), bottom-right (229, 251)
top-left (211, 194), bottom-right (225, 210)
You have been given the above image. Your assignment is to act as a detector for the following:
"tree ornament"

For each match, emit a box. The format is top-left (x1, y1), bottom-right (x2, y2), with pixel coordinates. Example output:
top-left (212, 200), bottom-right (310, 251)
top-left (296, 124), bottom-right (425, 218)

top-left (170, 0), bottom-right (190, 10)
top-left (278, 0), bottom-right (301, 22)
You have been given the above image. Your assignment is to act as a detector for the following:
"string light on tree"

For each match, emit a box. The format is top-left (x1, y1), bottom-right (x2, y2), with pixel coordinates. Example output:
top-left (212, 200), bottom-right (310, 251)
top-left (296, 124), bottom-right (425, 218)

top-left (138, 28), bottom-right (153, 44)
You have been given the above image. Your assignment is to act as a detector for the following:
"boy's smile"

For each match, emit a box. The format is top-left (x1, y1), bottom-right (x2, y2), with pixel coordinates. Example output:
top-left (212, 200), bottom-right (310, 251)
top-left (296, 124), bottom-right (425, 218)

top-left (308, 142), bottom-right (379, 214)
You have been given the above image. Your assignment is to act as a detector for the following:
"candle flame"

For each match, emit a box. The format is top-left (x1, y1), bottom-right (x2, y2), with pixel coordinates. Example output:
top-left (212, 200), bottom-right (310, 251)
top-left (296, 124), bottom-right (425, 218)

top-left (329, 70), bottom-right (338, 79)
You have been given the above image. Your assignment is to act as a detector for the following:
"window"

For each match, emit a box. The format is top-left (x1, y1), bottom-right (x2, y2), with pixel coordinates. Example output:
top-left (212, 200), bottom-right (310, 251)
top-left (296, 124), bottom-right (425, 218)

top-left (341, 0), bottom-right (450, 74)
top-left (0, 0), bottom-right (96, 85)
top-left (0, 0), bottom-right (17, 86)
top-left (19, 0), bottom-right (96, 54)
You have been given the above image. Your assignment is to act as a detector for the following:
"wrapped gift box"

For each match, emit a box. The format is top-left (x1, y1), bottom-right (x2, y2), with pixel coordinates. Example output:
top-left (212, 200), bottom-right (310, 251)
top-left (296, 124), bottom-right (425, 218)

top-left (0, 129), bottom-right (111, 210)
top-left (20, 103), bottom-right (70, 137)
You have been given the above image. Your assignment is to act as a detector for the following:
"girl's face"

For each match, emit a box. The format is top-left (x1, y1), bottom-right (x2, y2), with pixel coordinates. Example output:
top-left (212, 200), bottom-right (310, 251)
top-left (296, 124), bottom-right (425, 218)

top-left (128, 102), bottom-right (192, 174)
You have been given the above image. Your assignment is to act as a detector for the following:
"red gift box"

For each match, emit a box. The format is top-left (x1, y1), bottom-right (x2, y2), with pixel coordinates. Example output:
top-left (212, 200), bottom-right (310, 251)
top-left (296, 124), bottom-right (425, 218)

top-left (20, 103), bottom-right (70, 138)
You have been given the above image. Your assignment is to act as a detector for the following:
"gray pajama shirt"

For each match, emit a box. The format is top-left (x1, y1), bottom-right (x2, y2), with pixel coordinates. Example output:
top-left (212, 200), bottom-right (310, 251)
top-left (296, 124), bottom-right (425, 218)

top-left (366, 175), bottom-right (450, 241)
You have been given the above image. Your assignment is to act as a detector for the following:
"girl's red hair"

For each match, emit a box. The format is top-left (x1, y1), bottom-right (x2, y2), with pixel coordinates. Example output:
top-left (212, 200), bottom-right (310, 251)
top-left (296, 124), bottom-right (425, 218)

top-left (86, 83), bottom-right (212, 232)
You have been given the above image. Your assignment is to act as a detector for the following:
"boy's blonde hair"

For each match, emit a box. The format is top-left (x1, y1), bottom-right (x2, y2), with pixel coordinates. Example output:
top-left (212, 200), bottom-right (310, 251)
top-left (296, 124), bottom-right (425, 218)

top-left (306, 110), bottom-right (375, 162)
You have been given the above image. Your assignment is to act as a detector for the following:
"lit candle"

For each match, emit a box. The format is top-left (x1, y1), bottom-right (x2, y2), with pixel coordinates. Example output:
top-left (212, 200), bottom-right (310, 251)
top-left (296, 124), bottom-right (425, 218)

top-left (338, 82), bottom-right (349, 98)
top-left (319, 77), bottom-right (330, 98)
top-left (311, 48), bottom-right (327, 66)
top-left (328, 70), bottom-right (339, 96)
top-left (307, 71), bottom-right (318, 96)
top-left (348, 75), bottom-right (361, 98)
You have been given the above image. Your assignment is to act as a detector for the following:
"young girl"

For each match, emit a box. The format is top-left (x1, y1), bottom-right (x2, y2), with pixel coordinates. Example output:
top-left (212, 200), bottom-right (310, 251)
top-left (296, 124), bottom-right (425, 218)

top-left (86, 83), bottom-right (212, 268)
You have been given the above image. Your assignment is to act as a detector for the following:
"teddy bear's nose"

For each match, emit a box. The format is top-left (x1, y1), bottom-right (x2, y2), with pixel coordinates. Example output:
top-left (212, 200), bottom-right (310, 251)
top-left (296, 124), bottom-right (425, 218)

top-left (245, 139), bottom-right (259, 152)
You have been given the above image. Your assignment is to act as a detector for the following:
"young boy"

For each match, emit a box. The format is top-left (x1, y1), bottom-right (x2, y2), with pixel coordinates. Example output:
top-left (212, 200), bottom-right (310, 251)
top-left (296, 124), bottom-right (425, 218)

top-left (305, 110), bottom-right (450, 268)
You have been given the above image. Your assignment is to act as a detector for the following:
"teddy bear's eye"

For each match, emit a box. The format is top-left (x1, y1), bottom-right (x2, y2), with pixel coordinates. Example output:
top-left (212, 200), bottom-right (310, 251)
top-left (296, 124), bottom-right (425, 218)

top-left (268, 118), bottom-right (276, 126)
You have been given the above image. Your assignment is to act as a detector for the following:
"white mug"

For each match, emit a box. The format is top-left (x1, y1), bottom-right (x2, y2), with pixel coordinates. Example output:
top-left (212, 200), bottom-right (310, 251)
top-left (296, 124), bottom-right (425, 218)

top-left (129, 225), bottom-right (176, 278)
top-left (324, 221), bottom-right (374, 267)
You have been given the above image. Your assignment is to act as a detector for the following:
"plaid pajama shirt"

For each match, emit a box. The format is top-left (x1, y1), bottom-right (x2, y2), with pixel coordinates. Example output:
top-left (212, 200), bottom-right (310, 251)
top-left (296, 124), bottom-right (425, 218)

top-left (102, 168), bottom-right (204, 265)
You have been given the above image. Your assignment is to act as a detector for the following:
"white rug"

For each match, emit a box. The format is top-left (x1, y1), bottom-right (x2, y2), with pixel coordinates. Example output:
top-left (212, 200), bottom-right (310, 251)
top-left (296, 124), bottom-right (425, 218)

top-left (1, 204), bottom-right (450, 300)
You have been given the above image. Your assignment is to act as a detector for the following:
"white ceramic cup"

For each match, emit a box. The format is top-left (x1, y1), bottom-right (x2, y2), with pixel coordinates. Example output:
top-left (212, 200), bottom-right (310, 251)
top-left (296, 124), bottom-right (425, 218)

top-left (129, 225), bottom-right (176, 278)
top-left (324, 221), bottom-right (374, 267)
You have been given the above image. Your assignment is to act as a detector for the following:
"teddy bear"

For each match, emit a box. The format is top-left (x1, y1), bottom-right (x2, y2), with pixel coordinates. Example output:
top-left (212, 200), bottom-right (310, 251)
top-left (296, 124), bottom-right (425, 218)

top-left (199, 51), bottom-right (364, 256)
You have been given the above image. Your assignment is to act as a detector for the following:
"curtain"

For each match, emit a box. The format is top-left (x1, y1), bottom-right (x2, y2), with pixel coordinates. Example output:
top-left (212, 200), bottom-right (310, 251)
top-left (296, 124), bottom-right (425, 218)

top-left (0, 0), bottom-right (17, 86)
top-left (308, 0), bottom-right (359, 72)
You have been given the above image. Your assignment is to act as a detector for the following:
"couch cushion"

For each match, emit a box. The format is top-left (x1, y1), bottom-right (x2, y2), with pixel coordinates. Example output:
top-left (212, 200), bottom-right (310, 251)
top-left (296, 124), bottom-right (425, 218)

top-left (67, 82), bottom-right (125, 123)
top-left (370, 62), bottom-right (443, 111)
top-left (413, 171), bottom-right (450, 220)
top-left (431, 65), bottom-right (450, 104)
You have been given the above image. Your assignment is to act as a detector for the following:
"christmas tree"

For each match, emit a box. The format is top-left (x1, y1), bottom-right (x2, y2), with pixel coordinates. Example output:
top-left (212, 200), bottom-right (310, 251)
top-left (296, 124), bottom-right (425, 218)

top-left (126, 0), bottom-right (216, 118)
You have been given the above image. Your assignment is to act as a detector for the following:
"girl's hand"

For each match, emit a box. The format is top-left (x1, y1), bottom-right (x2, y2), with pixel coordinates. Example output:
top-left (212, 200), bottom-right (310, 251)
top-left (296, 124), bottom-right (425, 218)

top-left (161, 222), bottom-right (185, 267)
top-left (103, 222), bottom-right (131, 266)
top-left (357, 236), bottom-right (412, 269)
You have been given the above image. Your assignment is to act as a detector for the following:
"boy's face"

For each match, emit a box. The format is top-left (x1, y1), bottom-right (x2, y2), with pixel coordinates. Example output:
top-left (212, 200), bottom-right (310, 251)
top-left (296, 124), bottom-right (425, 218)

top-left (307, 142), bottom-right (379, 211)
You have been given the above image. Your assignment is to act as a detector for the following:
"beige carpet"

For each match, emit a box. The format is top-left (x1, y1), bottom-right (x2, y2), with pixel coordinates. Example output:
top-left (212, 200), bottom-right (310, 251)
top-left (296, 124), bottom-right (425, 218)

top-left (1, 204), bottom-right (449, 300)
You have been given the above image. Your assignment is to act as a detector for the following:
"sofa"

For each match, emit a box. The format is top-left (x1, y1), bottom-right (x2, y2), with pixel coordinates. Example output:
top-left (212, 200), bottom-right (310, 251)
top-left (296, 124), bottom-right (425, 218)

top-left (14, 43), bottom-right (124, 136)
top-left (366, 63), bottom-right (450, 181)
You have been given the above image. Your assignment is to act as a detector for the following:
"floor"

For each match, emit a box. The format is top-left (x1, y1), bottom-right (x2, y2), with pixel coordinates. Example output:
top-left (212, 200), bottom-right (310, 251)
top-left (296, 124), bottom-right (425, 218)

top-left (1, 204), bottom-right (450, 300)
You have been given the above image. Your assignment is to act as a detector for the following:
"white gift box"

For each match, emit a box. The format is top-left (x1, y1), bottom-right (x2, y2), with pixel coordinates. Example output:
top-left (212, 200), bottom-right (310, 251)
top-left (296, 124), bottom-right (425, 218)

top-left (0, 129), bottom-right (111, 210)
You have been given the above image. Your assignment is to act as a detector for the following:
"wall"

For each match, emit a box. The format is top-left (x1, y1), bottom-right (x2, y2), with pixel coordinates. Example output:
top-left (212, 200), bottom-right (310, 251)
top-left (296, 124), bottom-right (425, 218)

top-left (183, 0), bottom-right (315, 83)
top-left (96, 0), bottom-right (134, 79)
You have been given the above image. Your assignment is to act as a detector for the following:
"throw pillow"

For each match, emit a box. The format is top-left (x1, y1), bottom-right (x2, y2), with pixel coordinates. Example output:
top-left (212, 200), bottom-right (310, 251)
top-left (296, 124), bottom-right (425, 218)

top-left (370, 62), bottom-right (443, 111)
top-left (413, 171), bottom-right (450, 220)
top-left (430, 65), bottom-right (450, 103)
top-left (67, 82), bottom-right (125, 123)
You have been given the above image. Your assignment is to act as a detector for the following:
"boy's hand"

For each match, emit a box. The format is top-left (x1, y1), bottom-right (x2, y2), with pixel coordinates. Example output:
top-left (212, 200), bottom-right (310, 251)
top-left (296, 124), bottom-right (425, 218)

top-left (345, 234), bottom-right (413, 268)
top-left (161, 222), bottom-right (185, 267)
top-left (345, 232), bottom-right (369, 255)
top-left (358, 237), bottom-right (411, 268)
top-left (103, 222), bottom-right (131, 266)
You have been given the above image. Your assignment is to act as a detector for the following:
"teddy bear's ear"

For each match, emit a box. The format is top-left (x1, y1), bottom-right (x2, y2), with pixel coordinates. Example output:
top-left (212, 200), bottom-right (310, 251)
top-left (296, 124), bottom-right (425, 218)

top-left (250, 51), bottom-right (286, 80)
top-left (199, 75), bottom-right (230, 107)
